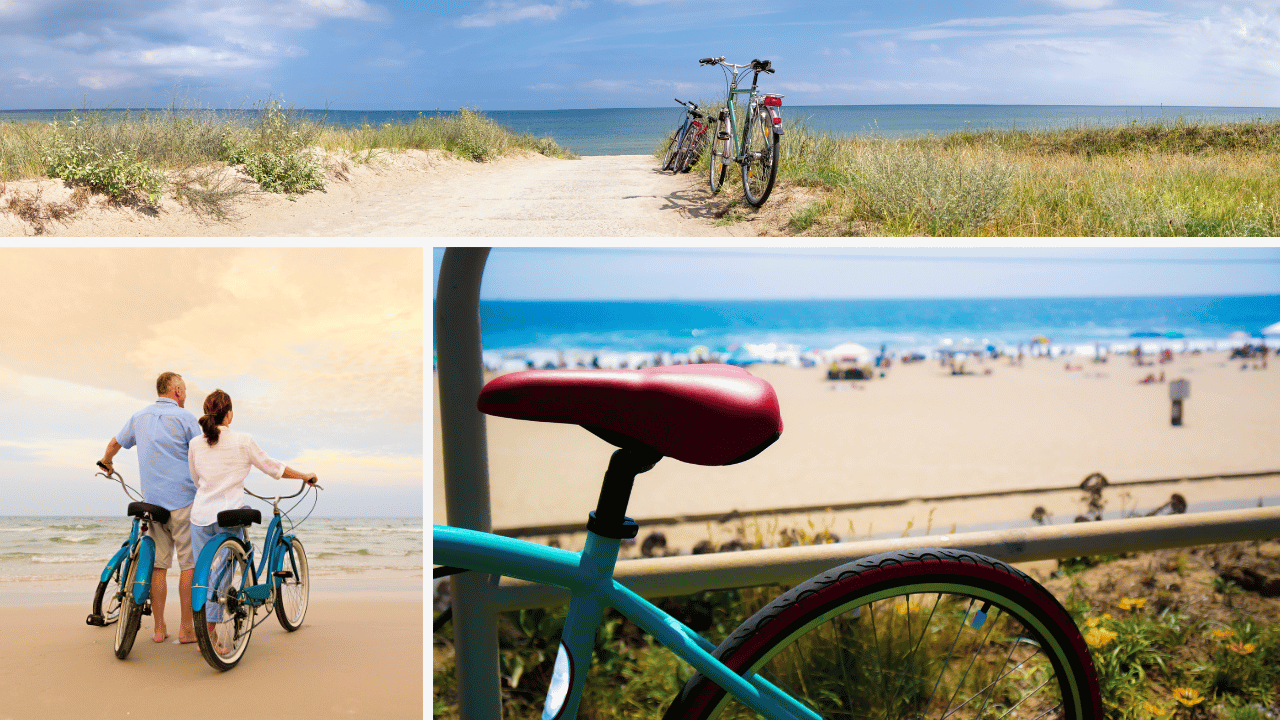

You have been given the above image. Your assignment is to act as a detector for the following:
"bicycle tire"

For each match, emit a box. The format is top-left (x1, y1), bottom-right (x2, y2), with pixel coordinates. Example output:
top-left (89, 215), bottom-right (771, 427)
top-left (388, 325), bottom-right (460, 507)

top-left (670, 127), bottom-right (694, 175)
top-left (709, 112), bottom-right (729, 194)
top-left (194, 537), bottom-right (255, 670)
top-left (91, 563), bottom-right (123, 626)
top-left (274, 537), bottom-right (310, 631)
top-left (741, 106), bottom-right (779, 207)
top-left (113, 550), bottom-right (144, 659)
top-left (664, 548), bottom-right (1101, 720)
top-left (680, 128), bottom-right (708, 173)
top-left (662, 129), bottom-right (683, 171)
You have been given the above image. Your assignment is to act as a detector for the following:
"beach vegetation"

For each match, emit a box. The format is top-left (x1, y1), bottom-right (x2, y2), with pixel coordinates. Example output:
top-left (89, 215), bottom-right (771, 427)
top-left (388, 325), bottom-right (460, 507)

top-left (435, 534), bottom-right (1280, 720)
top-left (678, 114), bottom-right (1280, 236)
top-left (1, 94), bottom-right (577, 230)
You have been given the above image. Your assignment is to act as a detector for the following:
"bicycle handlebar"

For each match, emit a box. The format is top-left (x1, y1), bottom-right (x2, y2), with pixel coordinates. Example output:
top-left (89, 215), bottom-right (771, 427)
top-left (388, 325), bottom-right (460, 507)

top-left (244, 477), bottom-right (323, 503)
top-left (95, 462), bottom-right (144, 503)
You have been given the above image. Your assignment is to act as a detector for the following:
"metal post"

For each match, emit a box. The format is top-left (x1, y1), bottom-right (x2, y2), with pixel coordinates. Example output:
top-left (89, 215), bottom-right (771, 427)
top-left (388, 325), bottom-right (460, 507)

top-left (435, 247), bottom-right (500, 720)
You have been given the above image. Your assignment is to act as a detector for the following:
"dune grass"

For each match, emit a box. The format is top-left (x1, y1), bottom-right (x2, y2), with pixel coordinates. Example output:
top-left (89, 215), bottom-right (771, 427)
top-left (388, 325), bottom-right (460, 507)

top-left (0, 97), bottom-right (576, 228)
top-left (656, 105), bottom-right (1280, 236)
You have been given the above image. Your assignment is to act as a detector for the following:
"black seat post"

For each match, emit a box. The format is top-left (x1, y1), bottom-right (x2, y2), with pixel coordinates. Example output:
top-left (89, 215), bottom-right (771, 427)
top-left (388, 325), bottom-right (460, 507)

top-left (587, 447), bottom-right (662, 540)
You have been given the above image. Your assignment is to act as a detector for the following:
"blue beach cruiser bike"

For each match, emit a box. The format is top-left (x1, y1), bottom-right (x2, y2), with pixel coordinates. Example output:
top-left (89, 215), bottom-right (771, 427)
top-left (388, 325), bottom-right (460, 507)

top-left (191, 478), bottom-right (319, 670)
top-left (88, 462), bottom-right (165, 660)
top-left (434, 364), bottom-right (1102, 720)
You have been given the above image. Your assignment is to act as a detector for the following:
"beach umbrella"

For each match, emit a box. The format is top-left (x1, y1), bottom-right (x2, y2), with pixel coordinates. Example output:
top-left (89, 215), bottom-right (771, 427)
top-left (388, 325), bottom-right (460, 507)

top-left (1031, 335), bottom-right (1051, 344)
top-left (1263, 321), bottom-right (1280, 337)
top-left (824, 342), bottom-right (872, 362)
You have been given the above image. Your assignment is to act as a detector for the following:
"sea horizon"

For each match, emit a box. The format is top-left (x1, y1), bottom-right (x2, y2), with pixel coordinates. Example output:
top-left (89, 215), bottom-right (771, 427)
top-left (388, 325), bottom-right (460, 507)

top-left (444, 294), bottom-right (1280, 370)
top-left (7, 102), bottom-right (1280, 156)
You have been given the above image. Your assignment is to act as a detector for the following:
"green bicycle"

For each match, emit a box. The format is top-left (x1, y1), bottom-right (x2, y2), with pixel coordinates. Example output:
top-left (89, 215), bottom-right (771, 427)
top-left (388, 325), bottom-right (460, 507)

top-left (700, 56), bottom-right (785, 207)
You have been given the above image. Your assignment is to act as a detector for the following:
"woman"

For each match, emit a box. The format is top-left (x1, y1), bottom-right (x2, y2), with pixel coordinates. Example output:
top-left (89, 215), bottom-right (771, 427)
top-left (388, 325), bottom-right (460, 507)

top-left (188, 389), bottom-right (317, 650)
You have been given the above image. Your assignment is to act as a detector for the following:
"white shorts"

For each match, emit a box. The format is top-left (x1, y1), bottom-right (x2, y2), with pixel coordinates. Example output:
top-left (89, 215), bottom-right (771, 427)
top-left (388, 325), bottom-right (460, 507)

top-left (148, 503), bottom-right (195, 571)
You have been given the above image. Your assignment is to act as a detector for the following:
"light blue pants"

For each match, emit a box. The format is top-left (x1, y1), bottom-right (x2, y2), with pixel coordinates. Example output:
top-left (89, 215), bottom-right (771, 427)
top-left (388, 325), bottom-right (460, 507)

top-left (191, 521), bottom-right (246, 623)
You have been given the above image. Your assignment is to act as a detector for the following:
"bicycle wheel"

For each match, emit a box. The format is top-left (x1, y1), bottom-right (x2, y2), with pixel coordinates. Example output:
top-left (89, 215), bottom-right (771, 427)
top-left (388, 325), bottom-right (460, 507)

top-left (662, 128), bottom-right (683, 171)
top-left (665, 548), bottom-right (1101, 720)
top-left (709, 112), bottom-right (729, 193)
top-left (113, 554), bottom-right (143, 659)
top-left (680, 128), bottom-right (708, 173)
top-left (194, 537), bottom-right (254, 670)
top-left (274, 537), bottom-right (310, 631)
top-left (740, 106), bottom-right (779, 207)
top-left (91, 562), bottom-right (123, 626)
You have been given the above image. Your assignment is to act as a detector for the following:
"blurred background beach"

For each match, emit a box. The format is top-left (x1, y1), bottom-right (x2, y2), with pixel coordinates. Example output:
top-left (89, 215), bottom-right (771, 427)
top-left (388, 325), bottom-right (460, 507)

top-left (432, 248), bottom-right (1280, 556)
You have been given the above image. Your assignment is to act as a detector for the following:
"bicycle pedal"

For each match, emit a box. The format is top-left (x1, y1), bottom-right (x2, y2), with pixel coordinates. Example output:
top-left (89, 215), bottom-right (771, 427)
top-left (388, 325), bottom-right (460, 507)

top-left (142, 605), bottom-right (152, 616)
top-left (273, 570), bottom-right (293, 579)
top-left (86, 614), bottom-right (104, 626)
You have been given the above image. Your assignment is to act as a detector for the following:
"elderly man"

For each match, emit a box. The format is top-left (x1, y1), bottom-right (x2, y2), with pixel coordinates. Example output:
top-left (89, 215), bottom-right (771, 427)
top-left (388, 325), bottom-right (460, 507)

top-left (100, 371), bottom-right (201, 644)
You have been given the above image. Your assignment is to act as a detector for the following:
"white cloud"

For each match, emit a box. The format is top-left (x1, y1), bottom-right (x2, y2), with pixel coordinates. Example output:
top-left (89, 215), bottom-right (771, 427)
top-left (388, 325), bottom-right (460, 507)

top-left (457, 0), bottom-right (589, 28)
top-left (1034, 0), bottom-right (1113, 9)
top-left (287, 448), bottom-right (423, 487)
top-left (78, 69), bottom-right (138, 89)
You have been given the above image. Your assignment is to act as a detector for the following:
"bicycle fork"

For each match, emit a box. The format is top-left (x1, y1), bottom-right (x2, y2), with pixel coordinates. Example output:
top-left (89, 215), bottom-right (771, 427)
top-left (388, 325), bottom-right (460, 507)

top-left (716, 108), bottom-right (731, 163)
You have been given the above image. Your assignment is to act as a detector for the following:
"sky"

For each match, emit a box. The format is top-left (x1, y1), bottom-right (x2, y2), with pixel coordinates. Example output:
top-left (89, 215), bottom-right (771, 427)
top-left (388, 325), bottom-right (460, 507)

top-left (1, 248), bottom-right (423, 517)
top-left (3, 1), bottom-right (1280, 111)
top-left (432, 246), bottom-right (1280, 301)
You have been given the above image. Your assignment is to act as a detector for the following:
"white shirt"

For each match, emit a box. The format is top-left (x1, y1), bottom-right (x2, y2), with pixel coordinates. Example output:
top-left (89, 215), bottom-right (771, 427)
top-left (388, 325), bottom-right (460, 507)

top-left (188, 427), bottom-right (287, 527)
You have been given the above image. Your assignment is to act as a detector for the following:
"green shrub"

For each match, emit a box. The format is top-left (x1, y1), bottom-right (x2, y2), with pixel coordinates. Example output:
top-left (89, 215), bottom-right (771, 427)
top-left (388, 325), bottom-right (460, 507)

top-left (42, 122), bottom-right (165, 205)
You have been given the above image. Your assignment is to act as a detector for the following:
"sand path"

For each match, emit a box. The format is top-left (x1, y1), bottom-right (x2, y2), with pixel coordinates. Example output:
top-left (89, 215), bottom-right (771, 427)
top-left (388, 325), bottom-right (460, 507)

top-left (1, 151), bottom-right (745, 236)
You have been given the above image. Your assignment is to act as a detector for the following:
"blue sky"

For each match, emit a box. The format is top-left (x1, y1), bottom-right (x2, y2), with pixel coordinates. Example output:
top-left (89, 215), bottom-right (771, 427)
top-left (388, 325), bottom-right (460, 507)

top-left (1, 248), bottom-right (423, 517)
top-left (3, 1), bottom-right (1280, 111)
top-left (433, 246), bottom-right (1280, 300)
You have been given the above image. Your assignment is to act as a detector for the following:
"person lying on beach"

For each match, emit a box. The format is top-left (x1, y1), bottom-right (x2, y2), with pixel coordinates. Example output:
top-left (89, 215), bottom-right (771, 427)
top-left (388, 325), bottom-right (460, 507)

top-left (187, 389), bottom-right (318, 653)
top-left (100, 371), bottom-right (201, 644)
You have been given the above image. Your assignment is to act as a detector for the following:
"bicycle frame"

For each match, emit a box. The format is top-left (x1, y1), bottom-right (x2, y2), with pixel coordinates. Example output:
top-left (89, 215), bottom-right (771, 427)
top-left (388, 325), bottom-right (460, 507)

top-left (707, 60), bottom-right (779, 164)
top-left (191, 507), bottom-right (298, 614)
top-left (434, 524), bottom-right (820, 720)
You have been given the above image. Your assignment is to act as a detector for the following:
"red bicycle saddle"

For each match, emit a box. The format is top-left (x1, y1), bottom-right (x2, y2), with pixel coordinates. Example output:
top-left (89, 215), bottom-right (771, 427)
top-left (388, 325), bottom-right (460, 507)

top-left (477, 364), bottom-right (783, 466)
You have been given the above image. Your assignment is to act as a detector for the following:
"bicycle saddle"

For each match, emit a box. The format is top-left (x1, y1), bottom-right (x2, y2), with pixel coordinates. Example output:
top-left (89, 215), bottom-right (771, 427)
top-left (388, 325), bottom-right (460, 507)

top-left (477, 363), bottom-right (782, 466)
top-left (127, 501), bottom-right (170, 524)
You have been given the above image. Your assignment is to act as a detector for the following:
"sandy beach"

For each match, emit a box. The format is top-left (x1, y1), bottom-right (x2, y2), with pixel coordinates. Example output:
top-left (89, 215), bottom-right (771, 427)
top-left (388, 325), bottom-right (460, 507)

top-left (0, 591), bottom-right (423, 720)
top-left (0, 151), bottom-right (757, 237)
top-left (433, 351), bottom-right (1280, 553)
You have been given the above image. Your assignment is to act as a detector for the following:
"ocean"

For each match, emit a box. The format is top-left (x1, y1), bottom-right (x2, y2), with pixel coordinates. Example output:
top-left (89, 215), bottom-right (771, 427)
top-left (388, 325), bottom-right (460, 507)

top-left (4, 104), bottom-right (1279, 156)
top-left (458, 295), bottom-right (1280, 370)
top-left (0, 515), bottom-right (422, 604)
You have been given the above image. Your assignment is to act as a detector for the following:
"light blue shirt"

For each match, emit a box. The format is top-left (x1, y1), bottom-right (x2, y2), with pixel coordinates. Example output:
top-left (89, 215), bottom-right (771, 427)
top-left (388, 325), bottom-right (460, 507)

top-left (115, 398), bottom-right (201, 511)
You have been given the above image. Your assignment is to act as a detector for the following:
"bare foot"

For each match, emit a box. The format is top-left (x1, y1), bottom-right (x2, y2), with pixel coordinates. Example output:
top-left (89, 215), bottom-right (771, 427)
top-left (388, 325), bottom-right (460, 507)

top-left (153, 622), bottom-right (169, 643)
top-left (178, 623), bottom-right (197, 644)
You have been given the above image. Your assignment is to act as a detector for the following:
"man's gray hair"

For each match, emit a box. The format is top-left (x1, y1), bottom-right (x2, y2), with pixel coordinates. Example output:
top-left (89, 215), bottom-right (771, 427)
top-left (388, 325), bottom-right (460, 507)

top-left (156, 372), bottom-right (184, 396)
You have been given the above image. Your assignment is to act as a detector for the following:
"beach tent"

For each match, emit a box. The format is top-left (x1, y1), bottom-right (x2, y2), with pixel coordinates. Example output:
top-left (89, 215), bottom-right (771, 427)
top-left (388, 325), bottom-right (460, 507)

top-left (1263, 321), bottom-right (1280, 337)
top-left (823, 342), bottom-right (872, 363)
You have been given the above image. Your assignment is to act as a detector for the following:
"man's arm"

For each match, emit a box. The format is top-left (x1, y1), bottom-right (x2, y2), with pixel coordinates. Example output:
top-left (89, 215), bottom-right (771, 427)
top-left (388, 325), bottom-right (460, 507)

top-left (100, 437), bottom-right (122, 471)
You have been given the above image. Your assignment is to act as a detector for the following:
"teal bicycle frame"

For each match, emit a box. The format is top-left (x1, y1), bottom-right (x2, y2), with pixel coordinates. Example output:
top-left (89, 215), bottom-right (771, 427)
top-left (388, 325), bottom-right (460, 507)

top-left (434, 523), bottom-right (819, 720)
top-left (191, 506), bottom-right (300, 614)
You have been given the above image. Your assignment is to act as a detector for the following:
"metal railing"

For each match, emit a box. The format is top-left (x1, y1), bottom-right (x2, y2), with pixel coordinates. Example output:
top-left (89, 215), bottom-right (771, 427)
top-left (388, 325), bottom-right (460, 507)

top-left (434, 247), bottom-right (1280, 719)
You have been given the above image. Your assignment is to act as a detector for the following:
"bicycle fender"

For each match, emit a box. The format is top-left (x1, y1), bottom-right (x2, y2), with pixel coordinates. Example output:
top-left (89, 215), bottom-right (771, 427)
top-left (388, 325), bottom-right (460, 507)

top-left (191, 532), bottom-right (250, 612)
top-left (766, 107), bottom-right (785, 136)
top-left (100, 541), bottom-right (129, 583)
top-left (270, 534), bottom-right (296, 578)
top-left (132, 536), bottom-right (156, 605)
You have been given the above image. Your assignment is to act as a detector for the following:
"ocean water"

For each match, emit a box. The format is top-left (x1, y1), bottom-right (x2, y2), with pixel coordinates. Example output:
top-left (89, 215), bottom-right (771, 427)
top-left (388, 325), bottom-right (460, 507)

top-left (459, 295), bottom-right (1280, 369)
top-left (0, 515), bottom-right (423, 588)
top-left (5, 104), bottom-right (1279, 156)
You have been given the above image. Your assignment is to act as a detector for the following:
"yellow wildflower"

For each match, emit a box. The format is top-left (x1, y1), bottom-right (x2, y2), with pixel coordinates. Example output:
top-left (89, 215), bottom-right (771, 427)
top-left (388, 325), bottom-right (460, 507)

top-left (1118, 597), bottom-right (1147, 611)
top-left (1173, 688), bottom-right (1204, 707)
top-left (1142, 701), bottom-right (1167, 717)
top-left (1211, 628), bottom-right (1235, 639)
top-left (1084, 627), bottom-right (1118, 647)
top-left (1102, 613), bottom-right (1112, 620)
top-left (1228, 641), bottom-right (1256, 655)
top-left (1086, 618), bottom-right (1100, 628)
